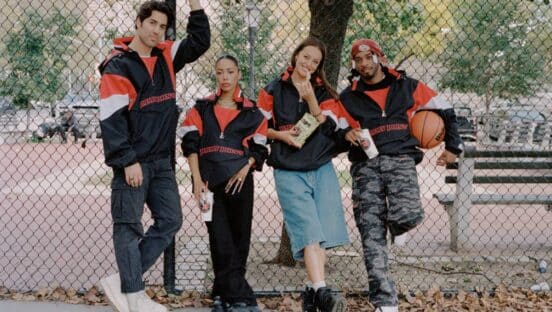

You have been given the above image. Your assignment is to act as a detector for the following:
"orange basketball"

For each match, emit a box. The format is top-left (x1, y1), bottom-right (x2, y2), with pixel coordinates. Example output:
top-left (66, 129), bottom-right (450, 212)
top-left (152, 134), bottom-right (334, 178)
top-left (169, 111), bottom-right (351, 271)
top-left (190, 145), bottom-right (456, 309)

top-left (410, 110), bottom-right (445, 149)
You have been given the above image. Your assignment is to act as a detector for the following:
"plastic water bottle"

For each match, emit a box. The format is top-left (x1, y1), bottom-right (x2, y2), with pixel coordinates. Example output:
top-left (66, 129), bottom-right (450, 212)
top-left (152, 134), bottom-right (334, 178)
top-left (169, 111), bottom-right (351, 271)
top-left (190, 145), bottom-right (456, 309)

top-left (538, 260), bottom-right (548, 273)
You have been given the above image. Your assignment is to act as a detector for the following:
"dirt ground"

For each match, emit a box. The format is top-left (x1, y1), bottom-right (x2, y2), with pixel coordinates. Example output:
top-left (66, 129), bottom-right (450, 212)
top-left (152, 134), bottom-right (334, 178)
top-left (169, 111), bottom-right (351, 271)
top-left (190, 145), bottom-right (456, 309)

top-left (1, 141), bottom-right (551, 298)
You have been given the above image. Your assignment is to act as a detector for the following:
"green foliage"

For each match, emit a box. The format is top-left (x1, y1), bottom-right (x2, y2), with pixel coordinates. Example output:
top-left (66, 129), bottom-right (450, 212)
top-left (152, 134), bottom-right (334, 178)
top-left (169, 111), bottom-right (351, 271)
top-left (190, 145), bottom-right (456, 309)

top-left (103, 28), bottom-right (119, 42)
top-left (439, 0), bottom-right (547, 112)
top-left (342, 0), bottom-right (423, 66)
top-left (0, 9), bottom-right (78, 108)
top-left (407, 0), bottom-right (455, 58)
top-left (200, 2), bottom-right (283, 98)
top-left (199, 2), bottom-right (282, 98)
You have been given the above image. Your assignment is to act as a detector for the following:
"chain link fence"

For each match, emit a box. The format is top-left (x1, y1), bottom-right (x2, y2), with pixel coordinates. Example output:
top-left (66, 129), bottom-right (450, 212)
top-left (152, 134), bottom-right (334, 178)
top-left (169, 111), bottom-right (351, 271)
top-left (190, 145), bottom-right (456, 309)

top-left (1, 0), bottom-right (551, 295)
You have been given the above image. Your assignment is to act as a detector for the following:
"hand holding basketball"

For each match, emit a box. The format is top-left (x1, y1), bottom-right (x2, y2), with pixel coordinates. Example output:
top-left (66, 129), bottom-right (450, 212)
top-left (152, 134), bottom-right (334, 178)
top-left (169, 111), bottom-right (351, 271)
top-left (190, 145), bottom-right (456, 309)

top-left (410, 110), bottom-right (445, 149)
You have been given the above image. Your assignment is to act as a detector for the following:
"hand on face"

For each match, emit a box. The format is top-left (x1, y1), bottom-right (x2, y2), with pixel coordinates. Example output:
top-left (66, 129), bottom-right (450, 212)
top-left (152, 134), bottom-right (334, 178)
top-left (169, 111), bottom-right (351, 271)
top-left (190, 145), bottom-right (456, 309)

top-left (294, 46), bottom-right (320, 79)
top-left (296, 79), bottom-right (316, 103)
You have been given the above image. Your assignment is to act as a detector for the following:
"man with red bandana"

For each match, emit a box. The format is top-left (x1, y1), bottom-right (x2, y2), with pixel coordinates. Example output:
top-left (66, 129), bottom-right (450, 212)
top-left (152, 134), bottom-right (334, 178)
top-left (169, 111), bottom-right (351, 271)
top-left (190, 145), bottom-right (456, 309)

top-left (340, 39), bottom-right (464, 312)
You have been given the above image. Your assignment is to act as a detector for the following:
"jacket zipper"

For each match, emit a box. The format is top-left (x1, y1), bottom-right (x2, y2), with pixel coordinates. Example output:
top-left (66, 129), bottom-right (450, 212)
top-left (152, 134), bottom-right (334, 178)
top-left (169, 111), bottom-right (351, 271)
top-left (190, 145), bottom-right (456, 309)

top-left (133, 52), bottom-right (155, 86)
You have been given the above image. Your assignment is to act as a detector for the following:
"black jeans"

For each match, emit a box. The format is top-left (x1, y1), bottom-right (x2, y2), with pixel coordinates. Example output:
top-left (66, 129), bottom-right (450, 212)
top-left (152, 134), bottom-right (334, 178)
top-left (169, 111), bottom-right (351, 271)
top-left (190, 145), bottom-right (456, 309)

top-left (110, 157), bottom-right (182, 293)
top-left (207, 173), bottom-right (256, 306)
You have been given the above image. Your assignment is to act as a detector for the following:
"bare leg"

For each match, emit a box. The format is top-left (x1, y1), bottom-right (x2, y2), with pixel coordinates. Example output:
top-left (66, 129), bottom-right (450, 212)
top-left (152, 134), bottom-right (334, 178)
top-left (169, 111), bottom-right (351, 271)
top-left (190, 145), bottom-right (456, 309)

top-left (304, 243), bottom-right (324, 284)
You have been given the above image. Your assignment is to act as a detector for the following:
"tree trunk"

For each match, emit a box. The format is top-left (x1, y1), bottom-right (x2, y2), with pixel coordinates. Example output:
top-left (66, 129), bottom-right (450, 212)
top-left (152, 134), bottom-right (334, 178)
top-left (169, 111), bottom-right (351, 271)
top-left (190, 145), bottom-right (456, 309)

top-left (308, 0), bottom-right (354, 87)
top-left (266, 225), bottom-right (296, 267)
top-left (270, 0), bottom-right (354, 267)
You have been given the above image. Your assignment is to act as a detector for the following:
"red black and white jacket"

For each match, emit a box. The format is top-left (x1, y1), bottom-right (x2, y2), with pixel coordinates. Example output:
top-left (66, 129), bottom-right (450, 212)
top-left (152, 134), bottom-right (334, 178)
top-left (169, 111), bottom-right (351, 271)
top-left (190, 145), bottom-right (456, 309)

top-left (180, 88), bottom-right (268, 188)
top-left (339, 67), bottom-right (464, 164)
top-left (257, 67), bottom-right (359, 171)
top-left (98, 10), bottom-right (210, 169)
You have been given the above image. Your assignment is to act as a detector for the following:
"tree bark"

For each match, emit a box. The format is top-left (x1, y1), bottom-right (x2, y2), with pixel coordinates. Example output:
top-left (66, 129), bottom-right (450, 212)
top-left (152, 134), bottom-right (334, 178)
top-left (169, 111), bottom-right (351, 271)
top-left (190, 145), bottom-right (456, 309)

top-left (266, 225), bottom-right (296, 267)
top-left (270, 0), bottom-right (354, 267)
top-left (308, 0), bottom-right (354, 88)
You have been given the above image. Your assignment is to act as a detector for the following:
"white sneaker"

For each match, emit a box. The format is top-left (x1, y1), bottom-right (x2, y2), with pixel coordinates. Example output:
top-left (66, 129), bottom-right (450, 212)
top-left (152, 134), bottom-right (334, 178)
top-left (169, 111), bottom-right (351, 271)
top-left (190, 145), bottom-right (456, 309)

top-left (375, 306), bottom-right (399, 312)
top-left (127, 290), bottom-right (167, 312)
top-left (99, 274), bottom-right (129, 312)
top-left (393, 233), bottom-right (409, 246)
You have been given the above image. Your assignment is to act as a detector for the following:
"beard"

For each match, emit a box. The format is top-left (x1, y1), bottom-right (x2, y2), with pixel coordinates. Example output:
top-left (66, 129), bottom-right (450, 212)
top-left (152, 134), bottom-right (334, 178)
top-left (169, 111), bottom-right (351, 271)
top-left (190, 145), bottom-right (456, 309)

top-left (360, 69), bottom-right (377, 81)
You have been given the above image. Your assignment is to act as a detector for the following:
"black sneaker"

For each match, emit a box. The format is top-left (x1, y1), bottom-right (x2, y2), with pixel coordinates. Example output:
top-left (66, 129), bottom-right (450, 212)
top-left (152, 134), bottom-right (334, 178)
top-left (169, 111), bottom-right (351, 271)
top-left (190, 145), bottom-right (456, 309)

top-left (230, 302), bottom-right (250, 312)
top-left (314, 287), bottom-right (347, 312)
top-left (246, 305), bottom-right (261, 312)
top-left (302, 286), bottom-right (316, 312)
top-left (212, 296), bottom-right (230, 312)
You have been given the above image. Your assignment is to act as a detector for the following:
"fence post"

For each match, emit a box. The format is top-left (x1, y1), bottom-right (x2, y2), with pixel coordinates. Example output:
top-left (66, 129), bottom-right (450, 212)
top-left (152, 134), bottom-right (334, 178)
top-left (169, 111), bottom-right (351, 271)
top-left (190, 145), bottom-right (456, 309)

top-left (163, 0), bottom-right (178, 295)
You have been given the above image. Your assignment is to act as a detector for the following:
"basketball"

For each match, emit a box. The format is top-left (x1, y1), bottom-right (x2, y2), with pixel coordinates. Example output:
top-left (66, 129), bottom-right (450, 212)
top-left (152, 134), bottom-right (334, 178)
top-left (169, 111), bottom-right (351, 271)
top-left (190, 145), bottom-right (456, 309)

top-left (410, 110), bottom-right (445, 149)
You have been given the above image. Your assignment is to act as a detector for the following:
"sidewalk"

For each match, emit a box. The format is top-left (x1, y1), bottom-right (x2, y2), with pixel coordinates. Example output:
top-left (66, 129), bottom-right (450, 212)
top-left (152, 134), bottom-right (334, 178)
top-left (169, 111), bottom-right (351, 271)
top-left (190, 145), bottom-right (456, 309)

top-left (0, 300), bottom-right (210, 312)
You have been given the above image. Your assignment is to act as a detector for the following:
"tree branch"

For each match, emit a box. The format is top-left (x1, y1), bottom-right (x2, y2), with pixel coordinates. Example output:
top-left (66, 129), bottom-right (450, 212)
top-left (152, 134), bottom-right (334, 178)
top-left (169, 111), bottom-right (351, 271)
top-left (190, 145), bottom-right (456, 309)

top-left (395, 53), bottom-right (415, 70)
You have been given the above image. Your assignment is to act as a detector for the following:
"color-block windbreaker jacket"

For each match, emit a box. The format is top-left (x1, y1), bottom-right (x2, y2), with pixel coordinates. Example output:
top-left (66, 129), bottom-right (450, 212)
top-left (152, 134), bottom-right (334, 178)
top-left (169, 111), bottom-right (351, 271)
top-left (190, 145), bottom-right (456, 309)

top-left (180, 88), bottom-right (268, 188)
top-left (98, 10), bottom-right (210, 169)
top-left (257, 67), bottom-right (359, 171)
top-left (339, 67), bottom-right (463, 164)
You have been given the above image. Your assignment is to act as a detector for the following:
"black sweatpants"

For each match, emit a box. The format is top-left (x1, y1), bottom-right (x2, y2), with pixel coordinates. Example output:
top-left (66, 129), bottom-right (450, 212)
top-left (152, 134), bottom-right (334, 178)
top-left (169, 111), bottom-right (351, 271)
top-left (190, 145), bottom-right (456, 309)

top-left (207, 173), bottom-right (256, 306)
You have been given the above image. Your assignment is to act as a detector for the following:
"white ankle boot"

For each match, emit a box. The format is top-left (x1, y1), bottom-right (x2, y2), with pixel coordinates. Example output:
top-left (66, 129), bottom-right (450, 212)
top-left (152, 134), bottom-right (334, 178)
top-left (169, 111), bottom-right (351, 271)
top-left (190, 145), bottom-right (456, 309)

top-left (126, 290), bottom-right (167, 312)
top-left (375, 306), bottom-right (399, 312)
top-left (99, 274), bottom-right (129, 312)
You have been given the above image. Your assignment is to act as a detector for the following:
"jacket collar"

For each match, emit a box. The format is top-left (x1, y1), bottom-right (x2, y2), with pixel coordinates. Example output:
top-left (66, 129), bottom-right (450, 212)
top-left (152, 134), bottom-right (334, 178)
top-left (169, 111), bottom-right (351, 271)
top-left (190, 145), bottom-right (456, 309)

top-left (350, 66), bottom-right (404, 92)
top-left (112, 37), bottom-right (167, 55)
top-left (205, 86), bottom-right (254, 110)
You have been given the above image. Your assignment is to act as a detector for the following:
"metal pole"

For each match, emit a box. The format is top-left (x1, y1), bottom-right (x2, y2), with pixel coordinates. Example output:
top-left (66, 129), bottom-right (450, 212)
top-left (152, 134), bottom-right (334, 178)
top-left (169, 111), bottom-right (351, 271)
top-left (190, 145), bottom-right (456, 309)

top-left (163, 0), bottom-right (179, 296)
top-left (165, 0), bottom-right (176, 41)
top-left (248, 27), bottom-right (255, 98)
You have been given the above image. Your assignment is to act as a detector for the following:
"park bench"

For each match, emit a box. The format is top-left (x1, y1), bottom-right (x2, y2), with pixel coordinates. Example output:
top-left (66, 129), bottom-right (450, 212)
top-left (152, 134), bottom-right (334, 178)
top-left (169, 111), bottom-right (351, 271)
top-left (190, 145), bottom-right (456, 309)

top-left (433, 147), bottom-right (552, 251)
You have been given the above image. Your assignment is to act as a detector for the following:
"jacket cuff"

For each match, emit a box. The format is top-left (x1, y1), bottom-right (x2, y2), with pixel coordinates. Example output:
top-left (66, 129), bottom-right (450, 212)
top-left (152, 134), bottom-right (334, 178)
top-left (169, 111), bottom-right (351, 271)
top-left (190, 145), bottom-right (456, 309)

top-left (190, 9), bottom-right (205, 15)
top-left (181, 132), bottom-right (200, 157)
top-left (445, 143), bottom-right (463, 155)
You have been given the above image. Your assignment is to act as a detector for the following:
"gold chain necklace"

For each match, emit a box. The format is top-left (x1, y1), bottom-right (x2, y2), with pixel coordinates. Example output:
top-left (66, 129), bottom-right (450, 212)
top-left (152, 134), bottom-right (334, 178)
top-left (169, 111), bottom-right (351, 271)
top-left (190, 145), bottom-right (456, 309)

top-left (217, 99), bottom-right (236, 108)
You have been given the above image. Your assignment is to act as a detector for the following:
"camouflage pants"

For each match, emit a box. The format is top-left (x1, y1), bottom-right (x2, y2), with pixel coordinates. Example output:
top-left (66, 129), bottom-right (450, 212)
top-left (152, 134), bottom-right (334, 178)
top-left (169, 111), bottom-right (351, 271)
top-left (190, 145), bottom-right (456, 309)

top-left (350, 155), bottom-right (424, 307)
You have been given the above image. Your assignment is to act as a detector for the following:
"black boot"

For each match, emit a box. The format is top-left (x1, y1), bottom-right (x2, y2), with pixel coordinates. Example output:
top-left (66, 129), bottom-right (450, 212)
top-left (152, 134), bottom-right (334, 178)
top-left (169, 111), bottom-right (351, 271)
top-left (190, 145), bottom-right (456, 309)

top-left (314, 287), bottom-right (347, 312)
top-left (302, 286), bottom-right (316, 312)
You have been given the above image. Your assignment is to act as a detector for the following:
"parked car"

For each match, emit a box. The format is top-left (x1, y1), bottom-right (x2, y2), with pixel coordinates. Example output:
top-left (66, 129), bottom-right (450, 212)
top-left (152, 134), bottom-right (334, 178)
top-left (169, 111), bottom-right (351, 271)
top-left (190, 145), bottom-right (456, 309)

top-left (0, 97), bottom-right (15, 115)
top-left (488, 106), bottom-right (547, 144)
top-left (454, 106), bottom-right (477, 142)
top-left (55, 93), bottom-right (101, 138)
